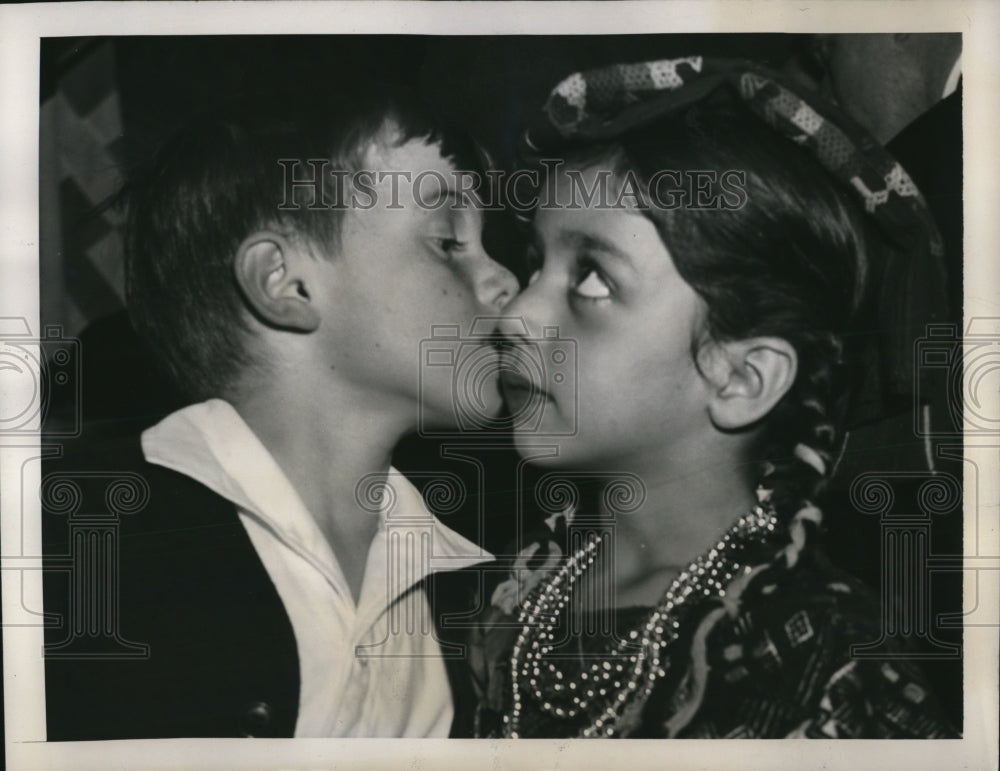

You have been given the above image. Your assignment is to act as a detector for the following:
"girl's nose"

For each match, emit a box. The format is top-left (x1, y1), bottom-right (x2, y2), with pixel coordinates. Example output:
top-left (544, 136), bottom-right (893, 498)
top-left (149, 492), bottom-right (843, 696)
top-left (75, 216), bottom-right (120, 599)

top-left (496, 282), bottom-right (551, 342)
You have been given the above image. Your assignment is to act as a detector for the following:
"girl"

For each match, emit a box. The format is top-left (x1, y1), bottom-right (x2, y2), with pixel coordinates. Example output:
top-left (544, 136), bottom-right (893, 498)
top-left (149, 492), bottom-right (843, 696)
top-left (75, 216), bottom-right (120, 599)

top-left (473, 58), bottom-right (957, 739)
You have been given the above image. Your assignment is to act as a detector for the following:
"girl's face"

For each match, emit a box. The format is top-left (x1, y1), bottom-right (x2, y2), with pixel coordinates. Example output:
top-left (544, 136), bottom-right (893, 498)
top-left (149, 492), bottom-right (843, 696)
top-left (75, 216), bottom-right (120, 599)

top-left (499, 164), bottom-right (714, 471)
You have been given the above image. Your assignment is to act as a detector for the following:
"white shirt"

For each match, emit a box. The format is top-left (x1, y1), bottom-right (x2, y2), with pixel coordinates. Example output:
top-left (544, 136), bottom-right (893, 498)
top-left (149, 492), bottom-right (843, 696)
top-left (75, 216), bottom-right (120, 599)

top-left (141, 399), bottom-right (490, 737)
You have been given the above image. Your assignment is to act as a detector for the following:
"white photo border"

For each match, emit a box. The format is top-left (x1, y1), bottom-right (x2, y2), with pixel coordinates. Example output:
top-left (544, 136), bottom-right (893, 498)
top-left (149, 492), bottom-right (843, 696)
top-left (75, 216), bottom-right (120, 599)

top-left (2, 2), bottom-right (998, 769)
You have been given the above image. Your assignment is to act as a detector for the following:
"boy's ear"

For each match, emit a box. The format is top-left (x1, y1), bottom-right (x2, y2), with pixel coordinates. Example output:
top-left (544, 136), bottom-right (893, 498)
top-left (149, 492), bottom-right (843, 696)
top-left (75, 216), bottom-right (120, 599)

top-left (703, 337), bottom-right (798, 431)
top-left (234, 231), bottom-right (321, 332)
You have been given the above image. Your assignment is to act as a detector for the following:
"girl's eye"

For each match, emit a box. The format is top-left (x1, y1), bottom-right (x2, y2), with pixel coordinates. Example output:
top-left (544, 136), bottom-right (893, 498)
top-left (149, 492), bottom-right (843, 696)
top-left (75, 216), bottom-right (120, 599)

top-left (573, 269), bottom-right (611, 300)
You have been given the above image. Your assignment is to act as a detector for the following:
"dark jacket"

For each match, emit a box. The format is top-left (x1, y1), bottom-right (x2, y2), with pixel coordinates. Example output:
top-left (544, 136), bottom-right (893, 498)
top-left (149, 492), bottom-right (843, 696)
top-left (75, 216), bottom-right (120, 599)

top-left (42, 431), bottom-right (483, 740)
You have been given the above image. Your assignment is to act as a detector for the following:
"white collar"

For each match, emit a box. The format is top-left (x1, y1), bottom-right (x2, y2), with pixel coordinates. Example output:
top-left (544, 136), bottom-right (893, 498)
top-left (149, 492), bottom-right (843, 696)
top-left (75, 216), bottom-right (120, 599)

top-left (140, 399), bottom-right (490, 603)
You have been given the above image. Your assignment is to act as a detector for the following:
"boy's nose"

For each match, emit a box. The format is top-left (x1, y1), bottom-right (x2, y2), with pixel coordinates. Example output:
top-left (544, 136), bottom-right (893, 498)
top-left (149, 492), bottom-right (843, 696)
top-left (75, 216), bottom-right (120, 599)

top-left (476, 259), bottom-right (519, 311)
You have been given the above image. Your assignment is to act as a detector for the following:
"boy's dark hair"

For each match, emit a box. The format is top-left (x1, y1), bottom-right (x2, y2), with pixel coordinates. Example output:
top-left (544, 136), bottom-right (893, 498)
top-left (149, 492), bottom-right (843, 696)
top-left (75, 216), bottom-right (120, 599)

top-left (125, 89), bottom-right (487, 401)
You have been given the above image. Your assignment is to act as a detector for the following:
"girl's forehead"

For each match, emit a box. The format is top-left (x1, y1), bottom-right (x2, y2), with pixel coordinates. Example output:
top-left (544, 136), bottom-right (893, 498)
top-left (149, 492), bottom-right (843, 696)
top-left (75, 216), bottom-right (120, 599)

top-left (543, 159), bottom-right (645, 212)
top-left (533, 200), bottom-right (672, 273)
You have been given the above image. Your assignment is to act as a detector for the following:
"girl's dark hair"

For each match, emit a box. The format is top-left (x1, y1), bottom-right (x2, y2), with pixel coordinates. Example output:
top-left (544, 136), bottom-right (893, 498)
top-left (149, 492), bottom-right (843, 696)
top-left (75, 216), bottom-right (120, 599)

top-left (558, 91), bottom-right (874, 514)
top-left (124, 89), bottom-right (488, 402)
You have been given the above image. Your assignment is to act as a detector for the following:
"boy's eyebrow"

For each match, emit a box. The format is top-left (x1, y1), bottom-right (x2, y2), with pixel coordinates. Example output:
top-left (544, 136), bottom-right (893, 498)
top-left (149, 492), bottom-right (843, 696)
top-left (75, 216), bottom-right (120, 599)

top-left (419, 188), bottom-right (488, 222)
top-left (414, 187), bottom-right (457, 209)
top-left (421, 188), bottom-right (459, 209)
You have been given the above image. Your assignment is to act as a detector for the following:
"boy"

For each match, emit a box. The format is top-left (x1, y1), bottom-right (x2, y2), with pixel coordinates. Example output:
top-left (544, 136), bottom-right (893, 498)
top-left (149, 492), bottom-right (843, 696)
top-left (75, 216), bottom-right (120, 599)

top-left (42, 94), bottom-right (518, 739)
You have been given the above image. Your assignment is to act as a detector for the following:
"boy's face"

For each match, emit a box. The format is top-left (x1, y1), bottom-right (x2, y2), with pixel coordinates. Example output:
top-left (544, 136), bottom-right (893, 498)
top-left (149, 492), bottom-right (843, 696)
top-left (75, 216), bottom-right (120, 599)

top-left (315, 133), bottom-right (518, 432)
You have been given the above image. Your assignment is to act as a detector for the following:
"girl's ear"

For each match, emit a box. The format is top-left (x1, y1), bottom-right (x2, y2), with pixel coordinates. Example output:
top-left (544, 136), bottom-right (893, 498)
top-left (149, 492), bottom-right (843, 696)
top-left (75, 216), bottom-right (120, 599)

top-left (704, 337), bottom-right (798, 430)
top-left (233, 230), bottom-right (321, 332)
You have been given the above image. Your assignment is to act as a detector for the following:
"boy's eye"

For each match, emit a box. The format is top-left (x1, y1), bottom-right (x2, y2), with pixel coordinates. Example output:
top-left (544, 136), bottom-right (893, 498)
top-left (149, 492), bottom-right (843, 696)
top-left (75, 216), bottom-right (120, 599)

top-left (432, 237), bottom-right (466, 258)
top-left (573, 269), bottom-right (611, 300)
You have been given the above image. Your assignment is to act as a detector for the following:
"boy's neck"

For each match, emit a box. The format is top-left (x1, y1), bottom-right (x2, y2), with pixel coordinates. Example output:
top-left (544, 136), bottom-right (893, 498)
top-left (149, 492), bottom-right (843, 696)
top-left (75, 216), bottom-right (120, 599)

top-left (231, 379), bottom-right (411, 605)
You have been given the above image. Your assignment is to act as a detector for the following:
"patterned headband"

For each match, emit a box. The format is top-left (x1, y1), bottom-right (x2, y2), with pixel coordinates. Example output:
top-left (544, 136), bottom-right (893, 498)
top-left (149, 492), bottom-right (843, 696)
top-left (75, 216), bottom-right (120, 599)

top-left (523, 56), bottom-right (951, 407)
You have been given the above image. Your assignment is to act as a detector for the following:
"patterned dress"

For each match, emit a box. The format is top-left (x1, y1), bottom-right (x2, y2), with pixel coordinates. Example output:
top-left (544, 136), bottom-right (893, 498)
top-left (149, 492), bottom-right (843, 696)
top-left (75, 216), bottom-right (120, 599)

top-left (469, 508), bottom-right (959, 739)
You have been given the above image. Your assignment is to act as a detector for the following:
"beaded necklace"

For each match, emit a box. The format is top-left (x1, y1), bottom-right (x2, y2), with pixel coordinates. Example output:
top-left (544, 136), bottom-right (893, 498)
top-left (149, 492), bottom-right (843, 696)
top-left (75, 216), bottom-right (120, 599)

top-left (504, 500), bottom-right (778, 738)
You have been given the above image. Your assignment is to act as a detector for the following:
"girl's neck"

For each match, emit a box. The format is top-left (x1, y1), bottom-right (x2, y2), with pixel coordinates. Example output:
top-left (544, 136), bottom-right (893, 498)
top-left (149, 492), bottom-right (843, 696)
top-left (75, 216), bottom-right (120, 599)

top-left (592, 450), bottom-right (761, 608)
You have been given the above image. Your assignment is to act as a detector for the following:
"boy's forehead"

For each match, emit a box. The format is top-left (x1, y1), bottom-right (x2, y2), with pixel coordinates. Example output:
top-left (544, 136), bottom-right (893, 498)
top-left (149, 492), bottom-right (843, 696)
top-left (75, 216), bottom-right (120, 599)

top-left (359, 134), bottom-right (484, 214)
